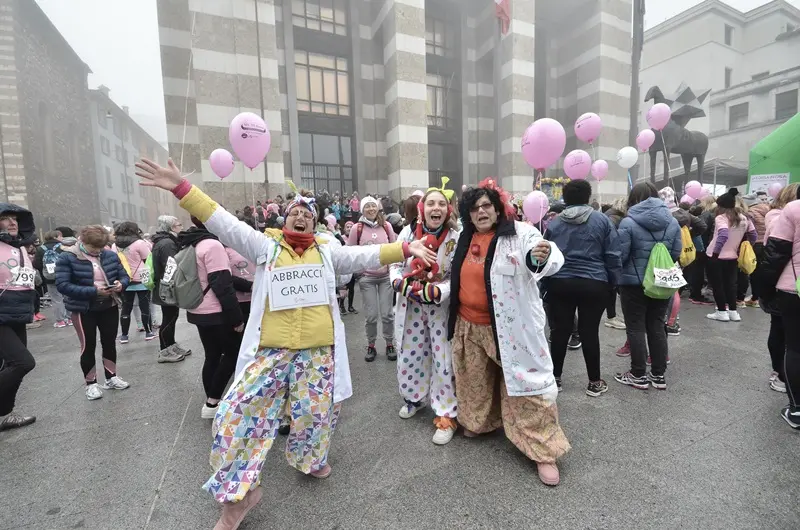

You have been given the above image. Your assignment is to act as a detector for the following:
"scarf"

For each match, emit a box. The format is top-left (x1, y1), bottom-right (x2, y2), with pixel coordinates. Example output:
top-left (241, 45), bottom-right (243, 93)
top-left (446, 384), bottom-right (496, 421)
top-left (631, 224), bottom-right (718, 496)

top-left (281, 227), bottom-right (315, 256)
top-left (414, 221), bottom-right (448, 251)
top-left (0, 232), bottom-right (34, 248)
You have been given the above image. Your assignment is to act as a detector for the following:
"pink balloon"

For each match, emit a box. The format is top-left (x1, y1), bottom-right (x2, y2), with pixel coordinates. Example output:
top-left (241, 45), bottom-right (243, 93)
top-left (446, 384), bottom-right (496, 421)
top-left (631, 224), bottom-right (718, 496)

top-left (521, 118), bottom-right (566, 170)
top-left (564, 149), bottom-right (592, 181)
top-left (680, 194), bottom-right (694, 205)
top-left (646, 103), bottom-right (672, 131)
top-left (412, 189), bottom-right (425, 198)
top-left (209, 148), bottom-right (235, 179)
top-left (591, 160), bottom-right (609, 181)
top-left (685, 180), bottom-right (703, 200)
top-left (768, 182), bottom-right (784, 198)
top-left (574, 112), bottom-right (603, 144)
top-left (522, 191), bottom-right (549, 224)
top-left (636, 129), bottom-right (656, 152)
top-left (700, 188), bottom-right (711, 198)
top-left (229, 112), bottom-right (271, 169)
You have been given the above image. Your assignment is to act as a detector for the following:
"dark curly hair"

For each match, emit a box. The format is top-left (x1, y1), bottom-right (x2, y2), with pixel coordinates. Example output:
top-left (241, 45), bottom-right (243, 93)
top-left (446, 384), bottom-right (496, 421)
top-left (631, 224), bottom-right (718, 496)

top-left (114, 221), bottom-right (140, 237)
top-left (459, 186), bottom-right (506, 233)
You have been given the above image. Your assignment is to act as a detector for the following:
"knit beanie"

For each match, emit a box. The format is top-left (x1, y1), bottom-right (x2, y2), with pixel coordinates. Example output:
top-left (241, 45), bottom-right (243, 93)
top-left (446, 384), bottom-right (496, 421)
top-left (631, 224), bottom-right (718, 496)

top-left (717, 187), bottom-right (739, 209)
top-left (360, 195), bottom-right (379, 212)
top-left (658, 186), bottom-right (677, 209)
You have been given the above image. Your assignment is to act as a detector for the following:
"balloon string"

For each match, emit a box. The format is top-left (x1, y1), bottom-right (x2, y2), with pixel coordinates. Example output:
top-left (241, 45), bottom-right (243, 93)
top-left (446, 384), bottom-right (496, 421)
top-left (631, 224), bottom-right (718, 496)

top-left (627, 170), bottom-right (633, 190)
top-left (659, 129), bottom-right (673, 189)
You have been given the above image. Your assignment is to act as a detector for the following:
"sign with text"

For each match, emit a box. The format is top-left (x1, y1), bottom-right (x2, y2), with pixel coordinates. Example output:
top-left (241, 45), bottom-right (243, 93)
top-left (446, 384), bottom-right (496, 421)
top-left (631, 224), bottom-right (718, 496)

top-left (749, 173), bottom-right (789, 194)
top-left (268, 264), bottom-right (328, 312)
top-left (653, 264), bottom-right (687, 289)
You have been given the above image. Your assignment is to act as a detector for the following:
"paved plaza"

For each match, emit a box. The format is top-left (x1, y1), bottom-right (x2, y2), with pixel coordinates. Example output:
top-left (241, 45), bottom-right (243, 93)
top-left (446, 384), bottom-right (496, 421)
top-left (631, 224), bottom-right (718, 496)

top-left (1, 297), bottom-right (797, 530)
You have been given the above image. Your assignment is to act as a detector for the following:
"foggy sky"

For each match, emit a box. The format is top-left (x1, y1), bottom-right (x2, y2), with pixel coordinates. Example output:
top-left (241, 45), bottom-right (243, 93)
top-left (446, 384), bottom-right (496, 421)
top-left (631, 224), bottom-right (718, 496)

top-left (33, 0), bottom-right (800, 146)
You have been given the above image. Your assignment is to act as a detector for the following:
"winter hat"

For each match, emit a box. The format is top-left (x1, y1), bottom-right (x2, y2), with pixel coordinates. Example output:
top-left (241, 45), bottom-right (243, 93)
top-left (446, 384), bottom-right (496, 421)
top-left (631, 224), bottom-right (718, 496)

top-left (658, 186), bottom-right (677, 209)
top-left (717, 187), bottom-right (739, 209)
top-left (360, 195), bottom-right (379, 212)
top-left (741, 192), bottom-right (760, 207)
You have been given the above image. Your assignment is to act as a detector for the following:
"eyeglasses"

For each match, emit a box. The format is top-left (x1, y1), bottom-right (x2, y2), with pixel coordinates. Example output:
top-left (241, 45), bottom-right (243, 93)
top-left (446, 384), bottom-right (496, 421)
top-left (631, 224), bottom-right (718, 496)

top-left (469, 202), bottom-right (494, 214)
top-left (287, 210), bottom-right (315, 220)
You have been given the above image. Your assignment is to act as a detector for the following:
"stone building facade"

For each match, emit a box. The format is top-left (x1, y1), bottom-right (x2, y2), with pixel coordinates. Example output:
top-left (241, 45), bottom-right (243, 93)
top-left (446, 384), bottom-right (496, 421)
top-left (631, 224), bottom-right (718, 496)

top-left (0, 0), bottom-right (99, 230)
top-left (158, 0), bottom-right (633, 204)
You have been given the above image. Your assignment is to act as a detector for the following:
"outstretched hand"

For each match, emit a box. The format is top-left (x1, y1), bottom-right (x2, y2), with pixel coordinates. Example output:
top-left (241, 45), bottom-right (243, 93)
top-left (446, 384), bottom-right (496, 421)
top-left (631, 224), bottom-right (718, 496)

top-left (135, 158), bottom-right (183, 191)
top-left (407, 239), bottom-right (437, 266)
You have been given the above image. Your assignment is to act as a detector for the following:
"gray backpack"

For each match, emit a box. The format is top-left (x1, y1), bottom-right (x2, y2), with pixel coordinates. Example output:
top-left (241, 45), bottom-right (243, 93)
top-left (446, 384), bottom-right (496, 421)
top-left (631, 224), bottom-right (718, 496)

top-left (159, 246), bottom-right (211, 309)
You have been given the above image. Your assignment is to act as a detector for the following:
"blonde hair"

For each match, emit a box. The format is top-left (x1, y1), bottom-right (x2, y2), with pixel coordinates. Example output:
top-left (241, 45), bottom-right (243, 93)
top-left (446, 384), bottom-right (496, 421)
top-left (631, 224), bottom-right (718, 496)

top-left (699, 196), bottom-right (716, 212)
top-left (611, 196), bottom-right (628, 215)
top-left (773, 183), bottom-right (800, 210)
top-left (735, 196), bottom-right (749, 215)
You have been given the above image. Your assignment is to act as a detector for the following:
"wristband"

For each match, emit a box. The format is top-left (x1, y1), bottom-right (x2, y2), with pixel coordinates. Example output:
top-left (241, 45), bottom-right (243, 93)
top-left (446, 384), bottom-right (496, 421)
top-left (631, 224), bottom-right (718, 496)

top-left (172, 178), bottom-right (192, 199)
top-left (402, 241), bottom-right (411, 259)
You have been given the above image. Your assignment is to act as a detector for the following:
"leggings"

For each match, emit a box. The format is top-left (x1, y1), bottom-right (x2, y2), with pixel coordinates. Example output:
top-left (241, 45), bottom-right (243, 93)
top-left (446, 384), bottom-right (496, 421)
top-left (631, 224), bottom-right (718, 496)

top-left (0, 323), bottom-right (35, 416)
top-left (606, 287), bottom-right (618, 319)
top-left (120, 289), bottom-right (151, 334)
top-left (159, 305), bottom-right (179, 350)
top-left (73, 307), bottom-right (119, 384)
top-left (768, 314), bottom-right (785, 383)
top-left (347, 275), bottom-right (356, 309)
top-left (779, 292), bottom-right (800, 410)
top-left (708, 258), bottom-right (738, 311)
top-left (196, 323), bottom-right (244, 400)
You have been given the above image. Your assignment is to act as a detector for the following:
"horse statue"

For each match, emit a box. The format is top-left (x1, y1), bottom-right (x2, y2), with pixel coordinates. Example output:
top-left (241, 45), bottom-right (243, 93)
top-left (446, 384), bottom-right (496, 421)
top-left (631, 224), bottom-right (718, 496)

top-left (645, 85), bottom-right (709, 191)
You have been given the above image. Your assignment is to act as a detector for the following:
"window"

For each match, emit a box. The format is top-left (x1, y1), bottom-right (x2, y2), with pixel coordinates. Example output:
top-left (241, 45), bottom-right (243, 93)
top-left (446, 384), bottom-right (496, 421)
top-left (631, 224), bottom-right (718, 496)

top-left (724, 24), bottom-right (734, 45)
top-left (787, 23), bottom-right (796, 33)
top-left (729, 102), bottom-right (749, 130)
top-left (752, 71), bottom-right (770, 81)
top-left (426, 16), bottom-right (454, 57)
top-left (139, 184), bottom-right (147, 198)
top-left (427, 73), bottom-right (458, 129)
top-left (295, 51), bottom-right (349, 116)
top-left (108, 199), bottom-right (118, 218)
top-left (292, 0), bottom-right (347, 35)
top-left (98, 107), bottom-right (107, 128)
top-left (115, 146), bottom-right (128, 164)
top-left (298, 133), bottom-right (353, 196)
top-left (39, 102), bottom-right (55, 175)
top-left (120, 172), bottom-right (127, 191)
top-left (140, 207), bottom-right (147, 224)
top-left (776, 89), bottom-right (798, 121)
top-left (105, 166), bottom-right (113, 188)
top-left (101, 136), bottom-right (110, 156)
top-left (127, 176), bottom-right (134, 193)
top-left (428, 143), bottom-right (458, 187)
top-left (724, 67), bottom-right (732, 89)
top-left (112, 117), bottom-right (121, 138)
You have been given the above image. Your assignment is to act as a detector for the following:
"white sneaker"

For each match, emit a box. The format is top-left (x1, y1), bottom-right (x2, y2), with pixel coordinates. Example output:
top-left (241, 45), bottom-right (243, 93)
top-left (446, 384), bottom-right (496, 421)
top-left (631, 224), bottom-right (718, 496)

top-left (201, 404), bottom-right (219, 419)
top-left (604, 317), bottom-right (626, 330)
top-left (728, 310), bottom-right (742, 322)
top-left (771, 379), bottom-right (787, 393)
top-left (706, 310), bottom-right (730, 322)
top-left (102, 376), bottom-right (130, 390)
top-left (399, 403), bottom-right (424, 419)
top-left (432, 425), bottom-right (456, 445)
top-left (770, 371), bottom-right (779, 383)
top-left (86, 383), bottom-right (103, 400)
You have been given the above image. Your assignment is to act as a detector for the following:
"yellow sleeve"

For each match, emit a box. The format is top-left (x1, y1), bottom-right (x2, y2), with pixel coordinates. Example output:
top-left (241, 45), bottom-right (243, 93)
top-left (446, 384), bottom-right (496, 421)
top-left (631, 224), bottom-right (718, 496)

top-left (178, 185), bottom-right (218, 223)
top-left (379, 242), bottom-right (405, 265)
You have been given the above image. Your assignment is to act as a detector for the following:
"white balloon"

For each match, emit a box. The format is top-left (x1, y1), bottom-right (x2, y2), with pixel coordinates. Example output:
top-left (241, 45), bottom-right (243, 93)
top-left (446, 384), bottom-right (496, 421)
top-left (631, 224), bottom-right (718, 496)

top-left (616, 146), bottom-right (639, 169)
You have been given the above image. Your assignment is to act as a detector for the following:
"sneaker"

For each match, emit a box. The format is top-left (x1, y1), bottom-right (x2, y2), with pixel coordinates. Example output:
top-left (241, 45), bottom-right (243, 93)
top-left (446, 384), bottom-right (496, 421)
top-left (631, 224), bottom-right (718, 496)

top-left (537, 462), bottom-right (560, 486)
top-left (616, 342), bottom-right (631, 357)
top-left (555, 377), bottom-right (563, 392)
top-left (780, 406), bottom-right (800, 430)
top-left (770, 379), bottom-right (787, 393)
top-left (769, 371), bottom-right (780, 383)
top-left (604, 317), bottom-right (626, 330)
top-left (201, 404), bottom-right (218, 419)
top-left (665, 323), bottom-right (681, 336)
top-left (348, 307), bottom-right (358, 314)
top-left (144, 331), bottom-right (157, 341)
top-left (310, 464), bottom-right (332, 479)
top-left (214, 486), bottom-right (262, 530)
top-left (119, 334), bottom-right (129, 344)
top-left (432, 416), bottom-right (457, 445)
top-left (364, 344), bottom-right (377, 362)
top-left (690, 297), bottom-right (714, 305)
top-left (706, 310), bottom-right (730, 322)
top-left (0, 412), bottom-right (36, 431)
top-left (745, 299), bottom-right (760, 308)
top-left (102, 376), bottom-right (130, 390)
top-left (157, 347), bottom-right (185, 363)
top-left (647, 372), bottom-right (667, 390)
top-left (25, 322), bottom-right (41, 330)
top-left (567, 334), bottom-right (582, 350)
top-left (172, 344), bottom-right (192, 357)
top-left (67, 318), bottom-right (73, 326)
top-left (33, 313), bottom-right (46, 321)
top-left (728, 310), bottom-right (742, 322)
top-left (399, 402), bottom-right (424, 419)
top-left (386, 344), bottom-right (397, 361)
top-left (53, 320), bottom-right (68, 328)
top-left (86, 383), bottom-right (103, 400)
top-left (586, 380), bottom-right (608, 397)
top-left (736, 300), bottom-right (746, 309)
top-left (614, 372), bottom-right (649, 390)
top-left (278, 416), bottom-right (291, 435)
top-left (138, 327), bottom-right (145, 332)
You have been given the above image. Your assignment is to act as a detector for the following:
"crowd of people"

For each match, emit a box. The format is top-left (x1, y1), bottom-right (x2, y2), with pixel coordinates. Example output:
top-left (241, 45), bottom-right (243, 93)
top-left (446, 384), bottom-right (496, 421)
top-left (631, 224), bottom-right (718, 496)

top-left (0, 156), bottom-right (797, 530)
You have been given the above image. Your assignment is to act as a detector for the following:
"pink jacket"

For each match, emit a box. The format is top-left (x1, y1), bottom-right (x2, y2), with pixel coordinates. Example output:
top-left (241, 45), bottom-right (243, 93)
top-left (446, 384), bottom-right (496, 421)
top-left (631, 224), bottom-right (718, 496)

top-left (764, 209), bottom-right (783, 240)
top-left (225, 247), bottom-right (255, 303)
top-left (767, 200), bottom-right (800, 294)
top-left (346, 219), bottom-right (396, 277)
top-left (121, 239), bottom-right (151, 283)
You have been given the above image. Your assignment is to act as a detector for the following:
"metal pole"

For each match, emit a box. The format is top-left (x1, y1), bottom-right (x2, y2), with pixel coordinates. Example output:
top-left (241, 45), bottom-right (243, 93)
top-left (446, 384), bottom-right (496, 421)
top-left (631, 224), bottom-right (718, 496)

top-left (713, 160), bottom-right (717, 193)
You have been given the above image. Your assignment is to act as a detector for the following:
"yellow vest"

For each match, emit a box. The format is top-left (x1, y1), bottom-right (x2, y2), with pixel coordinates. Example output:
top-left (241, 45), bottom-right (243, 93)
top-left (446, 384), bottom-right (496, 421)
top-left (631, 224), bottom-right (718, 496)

top-left (259, 232), bottom-right (335, 350)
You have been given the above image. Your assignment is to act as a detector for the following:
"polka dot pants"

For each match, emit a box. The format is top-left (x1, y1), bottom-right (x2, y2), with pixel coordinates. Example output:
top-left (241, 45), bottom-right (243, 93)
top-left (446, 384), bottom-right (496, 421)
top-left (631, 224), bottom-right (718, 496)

top-left (397, 299), bottom-right (457, 418)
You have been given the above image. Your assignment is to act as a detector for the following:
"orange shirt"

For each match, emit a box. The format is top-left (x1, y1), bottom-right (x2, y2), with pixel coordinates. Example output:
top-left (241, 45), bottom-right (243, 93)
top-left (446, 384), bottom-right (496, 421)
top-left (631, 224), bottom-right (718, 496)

top-left (458, 231), bottom-right (495, 325)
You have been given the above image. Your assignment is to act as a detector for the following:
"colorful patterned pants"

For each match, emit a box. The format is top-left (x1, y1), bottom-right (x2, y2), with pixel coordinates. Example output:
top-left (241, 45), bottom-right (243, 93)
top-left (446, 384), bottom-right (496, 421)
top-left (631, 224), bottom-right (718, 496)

top-left (204, 346), bottom-right (341, 504)
top-left (397, 299), bottom-right (457, 418)
top-left (451, 317), bottom-right (571, 464)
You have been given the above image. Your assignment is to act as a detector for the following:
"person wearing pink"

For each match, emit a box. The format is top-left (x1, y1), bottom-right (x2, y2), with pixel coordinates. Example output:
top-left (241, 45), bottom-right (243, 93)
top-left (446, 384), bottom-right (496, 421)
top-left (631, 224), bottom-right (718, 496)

top-left (760, 186), bottom-right (800, 429)
top-left (226, 246), bottom-right (255, 321)
top-left (181, 217), bottom-right (245, 420)
top-left (348, 195), bottom-right (397, 361)
top-left (349, 192), bottom-right (360, 217)
top-left (706, 189), bottom-right (757, 322)
top-left (114, 222), bottom-right (156, 342)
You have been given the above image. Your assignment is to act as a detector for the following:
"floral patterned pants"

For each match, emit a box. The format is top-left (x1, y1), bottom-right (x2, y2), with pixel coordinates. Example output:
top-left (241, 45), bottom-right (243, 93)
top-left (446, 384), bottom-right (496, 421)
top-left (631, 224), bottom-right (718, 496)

top-left (204, 346), bottom-right (341, 504)
top-left (451, 317), bottom-right (571, 464)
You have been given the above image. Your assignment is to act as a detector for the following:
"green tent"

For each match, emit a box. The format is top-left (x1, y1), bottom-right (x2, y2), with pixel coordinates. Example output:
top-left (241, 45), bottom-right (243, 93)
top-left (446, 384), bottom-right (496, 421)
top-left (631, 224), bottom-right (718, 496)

top-left (748, 113), bottom-right (800, 193)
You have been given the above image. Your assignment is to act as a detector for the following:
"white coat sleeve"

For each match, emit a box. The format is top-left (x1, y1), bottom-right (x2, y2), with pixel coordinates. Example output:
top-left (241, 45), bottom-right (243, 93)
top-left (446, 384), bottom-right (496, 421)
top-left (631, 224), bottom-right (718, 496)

top-left (389, 225), bottom-right (413, 286)
top-left (517, 221), bottom-right (563, 278)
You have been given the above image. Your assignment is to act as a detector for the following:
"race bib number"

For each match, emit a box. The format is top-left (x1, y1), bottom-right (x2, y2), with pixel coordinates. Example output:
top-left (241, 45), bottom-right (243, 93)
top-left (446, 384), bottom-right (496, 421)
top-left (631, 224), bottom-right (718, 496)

top-left (10, 266), bottom-right (35, 288)
top-left (139, 268), bottom-right (151, 285)
top-left (268, 264), bottom-right (328, 311)
top-left (162, 258), bottom-right (177, 283)
top-left (45, 263), bottom-right (56, 275)
top-left (653, 265), bottom-right (687, 289)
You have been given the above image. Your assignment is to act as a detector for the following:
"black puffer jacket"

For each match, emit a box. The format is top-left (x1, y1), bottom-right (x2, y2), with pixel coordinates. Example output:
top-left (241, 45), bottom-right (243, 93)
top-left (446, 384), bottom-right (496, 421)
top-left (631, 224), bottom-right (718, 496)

top-left (150, 231), bottom-right (179, 306)
top-left (0, 203), bottom-right (36, 325)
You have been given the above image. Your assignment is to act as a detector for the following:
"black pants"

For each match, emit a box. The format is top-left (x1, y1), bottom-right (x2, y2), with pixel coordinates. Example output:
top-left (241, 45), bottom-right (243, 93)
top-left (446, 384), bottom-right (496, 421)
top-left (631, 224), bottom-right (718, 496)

top-left (620, 286), bottom-right (670, 377)
top-left (196, 324), bottom-right (244, 400)
top-left (0, 323), bottom-right (35, 416)
top-left (347, 275), bottom-right (356, 309)
top-left (768, 314), bottom-right (785, 383)
top-left (708, 258), bottom-right (738, 311)
top-left (73, 307), bottom-right (119, 384)
top-left (688, 252), bottom-right (708, 300)
top-left (120, 289), bottom-right (151, 334)
top-left (737, 270), bottom-right (749, 302)
top-left (159, 305), bottom-right (179, 350)
top-left (779, 292), bottom-right (800, 410)
top-left (547, 278), bottom-right (608, 382)
top-left (606, 287), bottom-right (618, 319)
top-left (750, 243), bottom-right (765, 301)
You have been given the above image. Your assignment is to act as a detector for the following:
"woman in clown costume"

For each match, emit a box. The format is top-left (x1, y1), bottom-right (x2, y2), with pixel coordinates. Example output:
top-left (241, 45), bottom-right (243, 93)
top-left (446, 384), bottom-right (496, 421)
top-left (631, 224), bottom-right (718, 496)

top-left (390, 178), bottom-right (460, 445)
